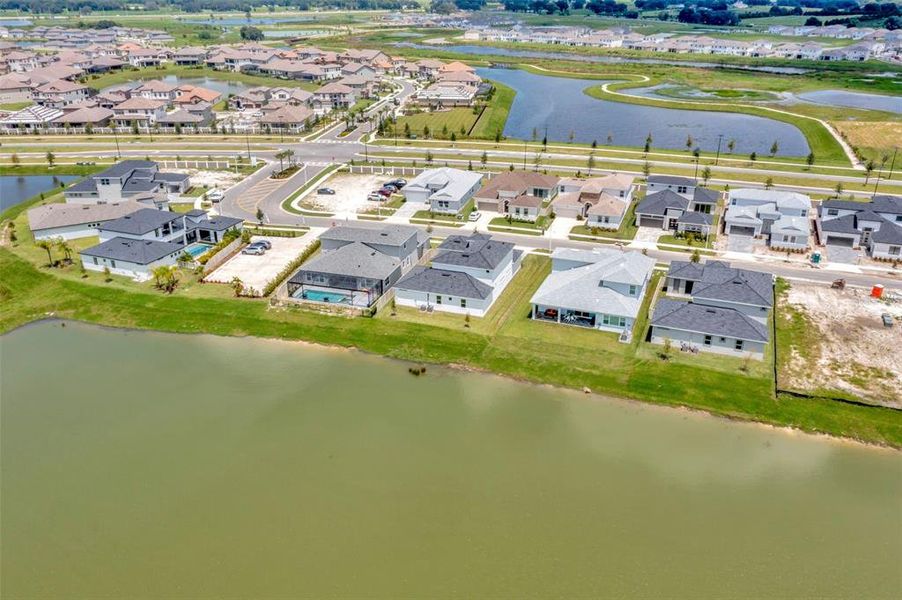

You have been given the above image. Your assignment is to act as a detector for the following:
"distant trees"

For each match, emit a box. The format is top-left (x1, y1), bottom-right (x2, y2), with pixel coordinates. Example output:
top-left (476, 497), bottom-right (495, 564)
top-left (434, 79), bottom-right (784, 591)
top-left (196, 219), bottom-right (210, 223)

top-left (239, 26), bottom-right (263, 41)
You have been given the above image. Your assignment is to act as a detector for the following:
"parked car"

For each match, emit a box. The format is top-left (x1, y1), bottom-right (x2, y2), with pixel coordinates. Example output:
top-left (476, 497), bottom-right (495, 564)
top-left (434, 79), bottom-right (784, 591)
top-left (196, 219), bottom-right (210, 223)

top-left (206, 189), bottom-right (223, 202)
top-left (882, 313), bottom-right (894, 328)
top-left (242, 244), bottom-right (266, 256)
top-left (386, 178), bottom-right (407, 188)
top-left (253, 240), bottom-right (272, 250)
top-left (367, 192), bottom-right (384, 202)
top-left (317, 187), bottom-right (336, 195)
top-left (468, 211), bottom-right (481, 222)
top-left (377, 188), bottom-right (393, 197)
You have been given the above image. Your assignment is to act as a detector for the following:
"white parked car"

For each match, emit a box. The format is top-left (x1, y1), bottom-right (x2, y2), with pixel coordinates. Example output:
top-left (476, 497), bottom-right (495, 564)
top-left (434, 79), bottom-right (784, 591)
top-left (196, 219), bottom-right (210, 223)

top-left (206, 189), bottom-right (224, 202)
top-left (468, 211), bottom-right (481, 222)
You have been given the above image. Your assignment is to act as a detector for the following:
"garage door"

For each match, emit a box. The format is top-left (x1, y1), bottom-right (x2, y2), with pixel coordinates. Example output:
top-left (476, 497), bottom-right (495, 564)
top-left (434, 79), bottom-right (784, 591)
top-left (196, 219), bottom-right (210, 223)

top-left (825, 235), bottom-right (855, 248)
top-left (639, 215), bottom-right (664, 228)
top-left (729, 225), bottom-right (756, 236)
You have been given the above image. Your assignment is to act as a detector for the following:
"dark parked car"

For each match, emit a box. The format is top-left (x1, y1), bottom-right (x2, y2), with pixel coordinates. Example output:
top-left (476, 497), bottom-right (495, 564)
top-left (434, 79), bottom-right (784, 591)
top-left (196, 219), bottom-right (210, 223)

top-left (386, 178), bottom-right (407, 188)
top-left (253, 240), bottom-right (272, 250)
top-left (317, 187), bottom-right (336, 195)
top-left (882, 313), bottom-right (894, 328)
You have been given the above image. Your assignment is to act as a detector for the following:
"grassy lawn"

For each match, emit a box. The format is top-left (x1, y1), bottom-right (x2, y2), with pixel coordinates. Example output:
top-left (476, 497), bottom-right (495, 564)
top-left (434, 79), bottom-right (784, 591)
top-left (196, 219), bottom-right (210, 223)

top-left (2, 211), bottom-right (900, 447)
top-left (832, 121), bottom-right (902, 165)
top-left (571, 199), bottom-right (639, 240)
top-left (391, 80), bottom-right (515, 141)
top-left (488, 215), bottom-right (551, 231)
top-left (584, 82), bottom-right (849, 164)
top-left (0, 101), bottom-right (32, 111)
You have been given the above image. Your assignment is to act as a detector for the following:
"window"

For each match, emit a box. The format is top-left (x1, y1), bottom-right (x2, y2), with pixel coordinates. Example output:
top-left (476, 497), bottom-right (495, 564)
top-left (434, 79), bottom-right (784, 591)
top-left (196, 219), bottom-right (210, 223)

top-left (735, 340), bottom-right (744, 351)
top-left (100, 178), bottom-right (109, 185)
top-left (896, 216), bottom-right (902, 223)
top-left (827, 208), bottom-right (839, 216)
top-left (628, 285), bottom-right (638, 296)
top-left (460, 299), bottom-right (466, 308)
top-left (677, 186), bottom-right (687, 194)
top-left (889, 246), bottom-right (901, 256)
top-left (92, 257), bottom-right (98, 265)
top-left (704, 335), bottom-right (712, 346)
top-left (110, 260), bottom-right (116, 268)
top-left (436, 295), bottom-right (442, 304)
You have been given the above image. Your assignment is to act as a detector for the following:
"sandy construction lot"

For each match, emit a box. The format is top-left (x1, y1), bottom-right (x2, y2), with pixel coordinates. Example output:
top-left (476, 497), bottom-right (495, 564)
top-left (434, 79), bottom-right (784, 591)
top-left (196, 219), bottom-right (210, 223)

top-left (303, 173), bottom-right (396, 214)
top-left (779, 282), bottom-right (902, 407)
top-left (172, 169), bottom-right (246, 192)
top-left (204, 232), bottom-right (320, 295)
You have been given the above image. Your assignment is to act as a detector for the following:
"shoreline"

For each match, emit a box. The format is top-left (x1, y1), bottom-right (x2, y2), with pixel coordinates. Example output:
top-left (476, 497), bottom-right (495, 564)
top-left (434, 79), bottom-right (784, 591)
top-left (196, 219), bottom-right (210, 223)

top-left (7, 316), bottom-right (899, 453)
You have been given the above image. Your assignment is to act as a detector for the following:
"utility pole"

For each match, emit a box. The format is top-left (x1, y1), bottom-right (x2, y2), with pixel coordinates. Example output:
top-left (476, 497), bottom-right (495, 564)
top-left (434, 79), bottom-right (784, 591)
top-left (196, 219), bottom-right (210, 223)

top-left (245, 130), bottom-right (251, 163)
top-left (113, 127), bottom-right (121, 159)
top-left (714, 134), bottom-right (723, 166)
top-left (887, 147), bottom-right (898, 180)
top-left (522, 140), bottom-right (527, 169)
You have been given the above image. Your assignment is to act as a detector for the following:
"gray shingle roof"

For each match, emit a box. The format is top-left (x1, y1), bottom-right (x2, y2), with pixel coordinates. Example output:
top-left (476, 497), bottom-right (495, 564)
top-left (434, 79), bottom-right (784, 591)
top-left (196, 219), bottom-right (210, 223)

top-left (294, 241), bottom-right (399, 281)
top-left (648, 175), bottom-right (694, 186)
top-left (820, 213), bottom-right (859, 234)
top-left (320, 224), bottom-right (419, 248)
top-left (668, 260), bottom-right (773, 308)
top-left (677, 211), bottom-right (713, 225)
top-left (871, 221), bottom-right (902, 245)
top-left (693, 187), bottom-right (720, 204)
top-left (80, 236), bottom-right (183, 265)
top-left (652, 299), bottom-right (769, 342)
top-left (102, 160), bottom-right (157, 178)
top-left (396, 266), bottom-right (492, 300)
top-left (100, 208), bottom-right (181, 235)
top-left (434, 232), bottom-right (513, 270)
top-left (636, 189), bottom-right (689, 216)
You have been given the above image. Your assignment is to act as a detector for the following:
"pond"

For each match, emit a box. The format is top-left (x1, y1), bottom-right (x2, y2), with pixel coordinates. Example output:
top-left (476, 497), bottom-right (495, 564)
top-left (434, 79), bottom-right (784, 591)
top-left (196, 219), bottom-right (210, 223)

top-left (396, 42), bottom-right (811, 75)
top-left (0, 18), bottom-right (32, 26)
top-left (478, 68), bottom-right (810, 155)
top-left (0, 174), bottom-right (78, 212)
top-left (796, 90), bottom-right (902, 114)
top-left (102, 76), bottom-right (252, 99)
top-left (262, 29), bottom-right (329, 38)
top-left (1, 321), bottom-right (899, 598)
top-left (183, 17), bottom-right (312, 26)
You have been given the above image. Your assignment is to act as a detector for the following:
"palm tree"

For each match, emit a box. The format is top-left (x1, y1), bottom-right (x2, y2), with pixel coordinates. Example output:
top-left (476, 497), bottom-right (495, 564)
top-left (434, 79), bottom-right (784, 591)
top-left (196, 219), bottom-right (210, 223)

top-left (769, 140), bottom-right (779, 157)
top-left (480, 151), bottom-right (488, 166)
top-left (726, 139), bottom-right (736, 154)
top-left (864, 160), bottom-right (875, 185)
top-left (587, 153), bottom-right (596, 174)
top-left (36, 239), bottom-right (54, 266)
top-left (701, 165), bottom-right (712, 185)
top-left (54, 238), bottom-right (73, 263)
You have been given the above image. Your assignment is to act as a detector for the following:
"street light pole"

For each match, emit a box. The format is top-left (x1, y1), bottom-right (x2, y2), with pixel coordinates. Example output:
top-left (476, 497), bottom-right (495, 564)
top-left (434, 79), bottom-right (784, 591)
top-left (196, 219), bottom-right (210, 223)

top-left (714, 134), bottom-right (723, 166)
top-left (887, 147), bottom-right (898, 180)
top-left (113, 127), bottom-right (121, 159)
top-left (245, 130), bottom-right (251, 163)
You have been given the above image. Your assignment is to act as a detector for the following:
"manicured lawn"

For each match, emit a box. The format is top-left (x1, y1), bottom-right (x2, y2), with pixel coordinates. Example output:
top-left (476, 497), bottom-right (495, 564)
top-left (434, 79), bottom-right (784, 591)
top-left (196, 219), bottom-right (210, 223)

top-left (3, 198), bottom-right (901, 446)
top-left (571, 200), bottom-right (639, 240)
top-left (84, 64), bottom-right (320, 92)
top-left (411, 210), bottom-right (462, 222)
top-left (0, 101), bottom-right (32, 111)
top-left (488, 215), bottom-right (551, 231)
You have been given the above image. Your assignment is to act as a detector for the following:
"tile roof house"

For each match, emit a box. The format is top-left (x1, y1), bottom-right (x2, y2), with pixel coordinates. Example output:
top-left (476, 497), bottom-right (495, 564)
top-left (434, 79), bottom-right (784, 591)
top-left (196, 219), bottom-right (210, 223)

top-left (725, 188), bottom-right (811, 250)
top-left (111, 96), bottom-right (167, 126)
top-left (395, 232), bottom-right (521, 317)
top-left (554, 174), bottom-right (635, 229)
top-left (287, 225), bottom-right (427, 307)
top-left (475, 170), bottom-right (560, 219)
top-left (259, 104), bottom-right (314, 131)
top-left (51, 106), bottom-right (114, 127)
top-left (816, 195), bottom-right (902, 260)
top-left (402, 167), bottom-right (483, 215)
top-left (649, 260), bottom-right (774, 359)
top-left (530, 247), bottom-right (655, 335)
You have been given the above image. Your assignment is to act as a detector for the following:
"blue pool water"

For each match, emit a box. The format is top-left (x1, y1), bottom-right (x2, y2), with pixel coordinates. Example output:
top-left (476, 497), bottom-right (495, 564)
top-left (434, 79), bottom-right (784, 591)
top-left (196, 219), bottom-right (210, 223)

top-left (303, 290), bottom-right (351, 304)
top-left (184, 243), bottom-right (212, 259)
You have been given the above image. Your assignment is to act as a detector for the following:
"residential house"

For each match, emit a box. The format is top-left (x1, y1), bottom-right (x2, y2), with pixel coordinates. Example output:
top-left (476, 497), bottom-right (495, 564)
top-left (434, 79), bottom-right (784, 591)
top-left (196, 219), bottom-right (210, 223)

top-left (135, 80), bottom-right (179, 103)
top-left (80, 237), bottom-right (186, 280)
top-left (474, 170), bottom-right (560, 221)
top-left (635, 186), bottom-right (719, 235)
top-left (32, 79), bottom-right (91, 107)
top-left (52, 106), bottom-right (114, 128)
top-left (172, 46), bottom-right (207, 65)
top-left (64, 160), bottom-right (189, 206)
top-left (554, 174), bottom-right (635, 229)
top-left (311, 81), bottom-right (355, 115)
top-left (415, 82), bottom-right (477, 107)
top-left (649, 260), bottom-right (773, 359)
top-left (725, 188), bottom-right (811, 250)
top-left (530, 247), bottom-right (655, 335)
top-left (816, 195), bottom-right (902, 260)
top-left (402, 167), bottom-right (483, 215)
top-left (0, 104), bottom-right (63, 129)
top-left (259, 104), bottom-right (314, 132)
top-left (111, 97), bottom-right (167, 127)
top-left (287, 224), bottom-right (427, 307)
top-left (395, 232), bottom-right (521, 317)
top-left (28, 200), bottom-right (145, 240)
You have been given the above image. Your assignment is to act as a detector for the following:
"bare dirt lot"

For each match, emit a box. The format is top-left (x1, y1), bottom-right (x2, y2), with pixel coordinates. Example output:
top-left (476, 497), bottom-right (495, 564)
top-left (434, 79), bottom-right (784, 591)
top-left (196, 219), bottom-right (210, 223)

top-left (779, 282), bottom-right (902, 407)
top-left (204, 231), bottom-right (321, 295)
top-left (173, 169), bottom-right (245, 191)
top-left (302, 173), bottom-right (395, 214)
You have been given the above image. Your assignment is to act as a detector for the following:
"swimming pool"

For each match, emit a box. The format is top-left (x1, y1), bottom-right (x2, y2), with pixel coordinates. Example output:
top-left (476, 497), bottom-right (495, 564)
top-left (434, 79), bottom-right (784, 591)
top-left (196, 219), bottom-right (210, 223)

top-left (303, 290), bottom-right (351, 304)
top-left (184, 243), bottom-right (212, 259)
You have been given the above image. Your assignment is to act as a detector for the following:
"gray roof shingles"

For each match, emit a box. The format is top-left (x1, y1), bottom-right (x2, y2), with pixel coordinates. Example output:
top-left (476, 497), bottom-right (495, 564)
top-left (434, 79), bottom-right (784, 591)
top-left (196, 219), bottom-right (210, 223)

top-left (434, 232), bottom-right (513, 270)
top-left (396, 266), bottom-right (492, 299)
top-left (80, 236), bottom-right (183, 265)
top-left (668, 260), bottom-right (773, 308)
top-left (100, 208), bottom-right (181, 236)
top-left (636, 189), bottom-right (689, 216)
top-left (652, 299), bottom-right (769, 342)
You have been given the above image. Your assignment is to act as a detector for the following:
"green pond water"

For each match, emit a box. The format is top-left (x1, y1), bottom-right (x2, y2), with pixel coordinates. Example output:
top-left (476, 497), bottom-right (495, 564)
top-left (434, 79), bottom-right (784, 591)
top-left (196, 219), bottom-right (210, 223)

top-left (1, 321), bottom-right (900, 598)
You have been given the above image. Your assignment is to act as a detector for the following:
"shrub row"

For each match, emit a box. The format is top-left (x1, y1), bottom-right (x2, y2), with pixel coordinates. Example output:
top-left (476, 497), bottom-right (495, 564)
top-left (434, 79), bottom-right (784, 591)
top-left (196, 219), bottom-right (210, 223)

top-left (262, 239), bottom-right (321, 297)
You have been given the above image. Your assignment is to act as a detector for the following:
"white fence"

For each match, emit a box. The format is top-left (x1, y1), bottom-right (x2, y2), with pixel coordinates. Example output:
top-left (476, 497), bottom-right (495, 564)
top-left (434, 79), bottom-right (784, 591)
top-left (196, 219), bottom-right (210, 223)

top-left (0, 124), bottom-right (306, 136)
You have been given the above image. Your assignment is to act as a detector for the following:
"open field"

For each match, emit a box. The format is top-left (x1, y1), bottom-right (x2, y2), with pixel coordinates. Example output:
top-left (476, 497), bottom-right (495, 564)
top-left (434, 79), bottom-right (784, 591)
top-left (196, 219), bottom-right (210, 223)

top-left (776, 280), bottom-right (902, 408)
top-left (832, 121), bottom-right (902, 165)
top-left (84, 64), bottom-right (320, 92)
top-left (393, 80), bottom-right (515, 141)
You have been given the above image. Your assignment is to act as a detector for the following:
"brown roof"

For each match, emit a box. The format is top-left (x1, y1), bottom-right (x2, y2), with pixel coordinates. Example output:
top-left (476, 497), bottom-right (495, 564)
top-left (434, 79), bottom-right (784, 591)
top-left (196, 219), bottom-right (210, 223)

top-left (587, 193), bottom-right (628, 217)
top-left (510, 194), bottom-right (544, 209)
top-left (475, 170), bottom-right (560, 199)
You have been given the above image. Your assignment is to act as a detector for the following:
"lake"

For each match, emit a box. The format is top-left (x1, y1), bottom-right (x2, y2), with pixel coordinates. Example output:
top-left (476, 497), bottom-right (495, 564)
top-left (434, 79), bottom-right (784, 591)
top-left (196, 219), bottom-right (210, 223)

top-left (2, 321), bottom-right (899, 598)
top-left (396, 42), bottom-right (811, 75)
top-left (478, 68), bottom-right (810, 155)
top-left (183, 17), bottom-right (312, 26)
top-left (0, 174), bottom-right (78, 211)
top-left (797, 90), bottom-right (902, 114)
top-left (101, 76), bottom-right (251, 98)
